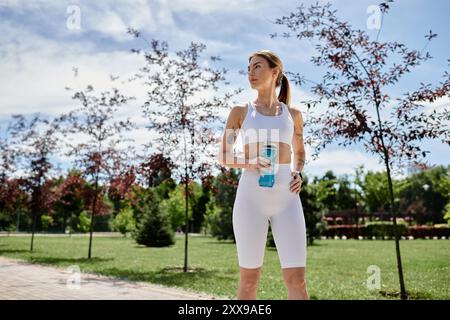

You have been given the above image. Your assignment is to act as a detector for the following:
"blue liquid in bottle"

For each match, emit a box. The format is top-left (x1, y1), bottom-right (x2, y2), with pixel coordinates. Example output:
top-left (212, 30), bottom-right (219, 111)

top-left (258, 144), bottom-right (277, 188)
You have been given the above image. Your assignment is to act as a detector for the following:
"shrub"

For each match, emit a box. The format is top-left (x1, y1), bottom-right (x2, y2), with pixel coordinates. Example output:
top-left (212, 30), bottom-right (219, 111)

top-left (40, 214), bottom-right (54, 231)
top-left (133, 191), bottom-right (174, 247)
top-left (365, 221), bottom-right (407, 239)
top-left (407, 225), bottom-right (450, 238)
top-left (77, 211), bottom-right (91, 233)
top-left (324, 224), bottom-right (365, 239)
top-left (443, 203), bottom-right (450, 227)
top-left (267, 225), bottom-right (275, 247)
top-left (205, 204), bottom-right (234, 241)
top-left (159, 185), bottom-right (188, 232)
top-left (112, 206), bottom-right (136, 237)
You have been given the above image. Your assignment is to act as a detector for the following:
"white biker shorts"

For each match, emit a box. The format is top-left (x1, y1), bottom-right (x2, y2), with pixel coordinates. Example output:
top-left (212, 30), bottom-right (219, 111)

top-left (232, 164), bottom-right (307, 269)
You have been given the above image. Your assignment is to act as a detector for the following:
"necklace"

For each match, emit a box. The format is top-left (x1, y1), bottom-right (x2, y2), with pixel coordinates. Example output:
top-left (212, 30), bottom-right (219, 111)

top-left (254, 100), bottom-right (282, 116)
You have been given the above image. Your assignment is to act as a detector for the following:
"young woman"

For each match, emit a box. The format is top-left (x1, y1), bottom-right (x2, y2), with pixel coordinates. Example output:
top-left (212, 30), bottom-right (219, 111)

top-left (218, 50), bottom-right (308, 300)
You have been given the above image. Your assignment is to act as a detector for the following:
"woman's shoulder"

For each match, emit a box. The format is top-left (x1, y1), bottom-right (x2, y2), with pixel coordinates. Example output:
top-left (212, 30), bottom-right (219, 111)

top-left (230, 102), bottom-right (248, 113)
top-left (228, 103), bottom-right (249, 127)
top-left (286, 105), bottom-right (303, 122)
top-left (228, 103), bottom-right (249, 118)
top-left (286, 104), bottom-right (303, 118)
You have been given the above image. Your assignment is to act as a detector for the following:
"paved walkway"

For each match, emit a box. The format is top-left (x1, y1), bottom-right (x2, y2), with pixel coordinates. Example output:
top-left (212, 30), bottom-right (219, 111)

top-left (0, 257), bottom-right (226, 300)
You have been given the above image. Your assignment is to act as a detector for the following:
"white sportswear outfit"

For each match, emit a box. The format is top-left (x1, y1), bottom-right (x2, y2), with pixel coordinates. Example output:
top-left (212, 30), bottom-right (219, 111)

top-left (232, 100), bottom-right (307, 269)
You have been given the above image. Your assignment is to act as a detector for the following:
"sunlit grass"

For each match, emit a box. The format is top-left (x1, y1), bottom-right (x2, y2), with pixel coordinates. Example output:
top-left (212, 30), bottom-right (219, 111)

top-left (0, 234), bottom-right (449, 299)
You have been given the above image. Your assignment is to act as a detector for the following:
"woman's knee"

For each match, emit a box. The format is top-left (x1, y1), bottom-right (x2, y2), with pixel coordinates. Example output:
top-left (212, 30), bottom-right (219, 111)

top-left (239, 267), bottom-right (261, 289)
top-left (283, 268), bottom-right (306, 289)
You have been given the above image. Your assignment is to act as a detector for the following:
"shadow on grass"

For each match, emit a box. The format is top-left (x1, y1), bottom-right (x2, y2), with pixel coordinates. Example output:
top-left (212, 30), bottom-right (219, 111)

top-left (99, 265), bottom-right (235, 288)
top-left (203, 241), bottom-right (235, 245)
top-left (378, 289), bottom-right (433, 300)
top-left (0, 249), bottom-right (31, 254)
top-left (306, 241), bottom-right (329, 247)
top-left (28, 256), bottom-right (114, 265)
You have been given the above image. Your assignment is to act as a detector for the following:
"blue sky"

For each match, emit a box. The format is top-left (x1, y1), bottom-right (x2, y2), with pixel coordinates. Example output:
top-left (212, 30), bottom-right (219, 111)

top-left (0, 0), bottom-right (449, 180)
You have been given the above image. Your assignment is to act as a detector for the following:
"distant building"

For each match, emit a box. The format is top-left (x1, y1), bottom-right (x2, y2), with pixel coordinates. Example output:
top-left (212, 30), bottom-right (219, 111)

top-left (406, 162), bottom-right (428, 177)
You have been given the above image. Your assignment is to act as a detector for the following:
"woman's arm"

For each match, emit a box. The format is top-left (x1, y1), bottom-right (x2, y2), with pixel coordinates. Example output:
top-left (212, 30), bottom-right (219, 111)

top-left (291, 108), bottom-right (306, 172)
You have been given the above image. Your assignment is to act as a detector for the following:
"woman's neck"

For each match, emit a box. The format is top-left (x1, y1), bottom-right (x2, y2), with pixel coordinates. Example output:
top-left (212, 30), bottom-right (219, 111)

top-left (255, 89), bottom-right (280, 109)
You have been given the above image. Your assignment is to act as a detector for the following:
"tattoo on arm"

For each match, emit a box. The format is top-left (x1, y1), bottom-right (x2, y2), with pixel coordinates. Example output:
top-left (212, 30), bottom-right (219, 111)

top-left (295, 131), bottom-right (303, 139)
top-left (227, 130), bottom-right (237, 144)
top-left (294, 154), bottom-right (305, 172)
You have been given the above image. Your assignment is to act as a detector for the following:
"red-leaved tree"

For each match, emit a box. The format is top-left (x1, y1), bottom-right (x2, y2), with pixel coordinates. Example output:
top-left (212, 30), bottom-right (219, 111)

top-left (271, 1), bottom-right (449, 299)
top-left (128, 28), bottom-right (242, 272)
top-left (62, 84), bottom-right (135, 258)
top-left (10, 114), bottom-right (62, 250)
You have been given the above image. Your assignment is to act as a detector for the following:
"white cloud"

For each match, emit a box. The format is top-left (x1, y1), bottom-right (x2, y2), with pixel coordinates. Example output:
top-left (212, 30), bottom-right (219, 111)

top-left (305, 149), bottom-right (385, 178)
top-left (164, 0), bottom-right (264, 14)
top-left (1, 0), bottom-right (447, 181)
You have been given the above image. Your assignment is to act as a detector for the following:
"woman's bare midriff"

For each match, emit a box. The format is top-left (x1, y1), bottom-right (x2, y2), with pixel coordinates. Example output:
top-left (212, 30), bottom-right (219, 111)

top-left (243, 142), bottom-right (292, 164)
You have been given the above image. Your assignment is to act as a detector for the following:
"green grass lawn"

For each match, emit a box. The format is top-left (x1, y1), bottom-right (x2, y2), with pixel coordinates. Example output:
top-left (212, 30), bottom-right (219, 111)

top-left (0, 234), bottom-right (449, 300)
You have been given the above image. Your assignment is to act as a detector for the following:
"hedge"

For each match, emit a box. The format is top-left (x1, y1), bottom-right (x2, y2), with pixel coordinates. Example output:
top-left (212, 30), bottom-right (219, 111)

top-left (323, 222), bottom-right (450, 239)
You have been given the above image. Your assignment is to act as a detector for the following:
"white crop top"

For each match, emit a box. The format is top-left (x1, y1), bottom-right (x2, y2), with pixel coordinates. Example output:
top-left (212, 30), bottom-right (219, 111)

top-left (239, 100), bottom-right (294, 146)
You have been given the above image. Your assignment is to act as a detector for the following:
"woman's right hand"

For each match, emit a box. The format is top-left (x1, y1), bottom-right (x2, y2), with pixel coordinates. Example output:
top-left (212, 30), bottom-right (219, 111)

top-left (248, 156), bottom-right (272, 175)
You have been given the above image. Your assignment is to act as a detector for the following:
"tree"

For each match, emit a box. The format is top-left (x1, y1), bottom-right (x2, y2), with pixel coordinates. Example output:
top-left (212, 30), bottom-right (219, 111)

top-left (11, 114), bottom-right (61, 251)
top-left (0, 178), bottom-right (28, 231)
top-left (336, 175), bottom-right (357, 211)
top-left (62, 84), bottom-right (135, 258)
top-left (398, 165), bottom-right (449, 224)
top-left (159, 184), bottom-right (192, 233)
top-left (128, 29), bottom-right (242, 272)
top-left (112, 205), bottom-right (136, 237)
top-left (192, 175), bottom-right (213, 233)
top-left (0, 118), bottom-right (28, 231)
top-left (53, 170), bottom-right (87, 232)
top-left (363, 171), bottom-right (392, 214)
top-left (206, 168), bottom-right (240, 241)
top-left (316, 171), bottom-right (338, 210)
top-left (108, 165), bottom-right (136, 216)
top-left (137, 152), bottom-right (175, 188)
top-left (133, 189), bottom-right (174, 247)
top-left (301, 175), bottom-right (328, 245)
top-left (272, 1), bottom-right (450, 299)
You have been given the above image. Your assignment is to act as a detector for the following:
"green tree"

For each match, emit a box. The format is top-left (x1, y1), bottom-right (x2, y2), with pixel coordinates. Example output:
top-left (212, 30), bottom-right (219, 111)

top-left (336, 175), bottom-right (357, 210)
top-left (443, 203), bottom-right (450, 227)
top-left (363, 171), bottom-right (391, 214)
top-left (40, 214), bottom-right (54, 231)
top-left (301, 176), bottom-right (327, 245)
top-left (317, 171), bottom-right (338, 210)
top-left (112, 206), bottom-right (136, 237)
top-left (77, 211), bottom-right (91, 233)
top-left (133, 189), bottom-right (174, 247)
top-left (159, 184), bottom-right (192, 232)
top-left (192, 179), bottom-right (211, 233)
top-left (398, 165), bottom-right (449, 224)
top-left (206, 169), bottom-right (240, 241)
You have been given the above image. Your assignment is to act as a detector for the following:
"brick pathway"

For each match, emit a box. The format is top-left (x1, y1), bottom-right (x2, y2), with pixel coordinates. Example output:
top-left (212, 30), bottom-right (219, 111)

top-left (0, 257), bottom-right (226, 300)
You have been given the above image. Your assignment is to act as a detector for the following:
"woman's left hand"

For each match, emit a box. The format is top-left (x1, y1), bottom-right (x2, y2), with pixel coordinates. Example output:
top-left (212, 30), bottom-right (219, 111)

top-left (289, 172), bottom-right (302, 194)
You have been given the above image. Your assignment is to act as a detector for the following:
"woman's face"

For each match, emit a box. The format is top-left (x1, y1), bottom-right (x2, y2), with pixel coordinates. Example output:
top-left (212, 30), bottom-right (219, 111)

top-left (247, 56), bottom-right (278, 90)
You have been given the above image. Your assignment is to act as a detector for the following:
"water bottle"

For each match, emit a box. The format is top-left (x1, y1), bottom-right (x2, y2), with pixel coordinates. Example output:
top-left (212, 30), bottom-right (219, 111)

top-left (258, 143), bottom-right (277, 188)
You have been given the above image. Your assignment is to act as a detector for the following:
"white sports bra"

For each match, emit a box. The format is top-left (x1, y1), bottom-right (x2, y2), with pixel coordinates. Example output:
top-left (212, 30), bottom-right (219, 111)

top-left (240, 100), bottom-right (294, 146)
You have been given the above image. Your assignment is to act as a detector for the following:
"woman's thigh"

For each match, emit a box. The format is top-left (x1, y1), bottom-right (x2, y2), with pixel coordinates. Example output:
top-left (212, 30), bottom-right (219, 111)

top-left (269, 198), bottom-right (307, 268)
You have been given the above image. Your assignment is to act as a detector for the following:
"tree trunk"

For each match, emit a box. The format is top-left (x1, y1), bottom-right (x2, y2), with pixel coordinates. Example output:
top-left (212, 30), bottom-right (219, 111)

top-left (30, 185), bottom-right (41, 252)
top-left (375, 101), bottom-right (407, 300)
top-left (16, 210), bottom-right (20, 232)
top-left (30, 210), bottom-right (37, 251)
top-left (382, 150), bottom-right (407, 300)
top-left (88, 173), bottom-right (99, 259)
top-left (355, 187), bottom-right (359, 238)
top-left (184, 172), bottom-right (189, 273)
top-left (182, 120), bottom-right (189, 273)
